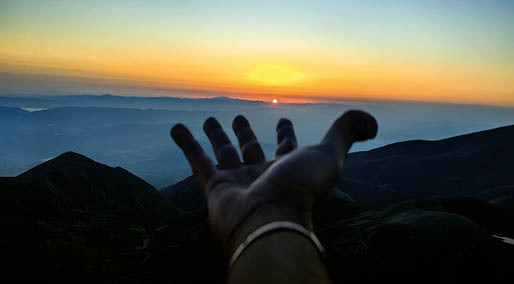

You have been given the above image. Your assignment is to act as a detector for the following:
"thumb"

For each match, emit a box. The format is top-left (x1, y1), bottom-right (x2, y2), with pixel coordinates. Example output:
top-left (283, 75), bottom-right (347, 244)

top-left (321, 110), bottom-right (378, 161)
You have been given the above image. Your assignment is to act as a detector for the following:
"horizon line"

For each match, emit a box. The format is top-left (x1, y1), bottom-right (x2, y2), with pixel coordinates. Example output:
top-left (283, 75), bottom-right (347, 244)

top-left (2, 92), bottom-right (514, 109)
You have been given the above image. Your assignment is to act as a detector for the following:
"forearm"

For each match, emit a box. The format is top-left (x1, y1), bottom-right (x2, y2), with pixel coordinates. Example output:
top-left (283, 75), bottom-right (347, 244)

top-left (228, 231), bottom-right (332, 284)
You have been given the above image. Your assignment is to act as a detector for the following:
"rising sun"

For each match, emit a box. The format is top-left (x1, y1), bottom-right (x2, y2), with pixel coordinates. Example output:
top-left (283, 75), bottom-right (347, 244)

top-left (272, 98), bottom-right (278, 104)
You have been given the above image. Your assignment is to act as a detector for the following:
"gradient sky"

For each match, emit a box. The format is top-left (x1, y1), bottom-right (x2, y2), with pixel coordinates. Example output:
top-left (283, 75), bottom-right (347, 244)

top-left (1, 0), bottom-right (513, 105)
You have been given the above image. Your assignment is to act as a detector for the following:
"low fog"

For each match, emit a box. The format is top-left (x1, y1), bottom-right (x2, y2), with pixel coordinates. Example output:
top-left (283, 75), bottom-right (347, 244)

top-left (1, 95), bottom-right (513, 188)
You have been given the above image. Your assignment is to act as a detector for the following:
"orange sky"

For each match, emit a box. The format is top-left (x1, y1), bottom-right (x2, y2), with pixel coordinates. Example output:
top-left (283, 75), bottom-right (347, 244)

top-left (0, 1), bottom-right (513, 106)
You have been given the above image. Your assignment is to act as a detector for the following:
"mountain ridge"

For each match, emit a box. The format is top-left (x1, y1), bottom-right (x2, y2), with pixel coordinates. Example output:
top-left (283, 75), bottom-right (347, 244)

top-left (338, 124), bottom-right (514, 207)
top-left (1, 125), bottom-right (514, 283)
top-left (0, 94), bottom-right (268, 110)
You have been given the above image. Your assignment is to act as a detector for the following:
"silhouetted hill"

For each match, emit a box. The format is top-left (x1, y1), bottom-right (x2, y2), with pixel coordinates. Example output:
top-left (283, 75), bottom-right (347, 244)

top-left (318, 198), bottom-right (513, 283)
top-left (162, 177), bottom-right (514, 282)
top-left (338, 124), bottom-right (514, 207)
top-left (2, 126), bottom-right (514, 283)
top-left (17, 151), bottom-right (179, 223)
top-left (0, 152), bottom-right (180, 283)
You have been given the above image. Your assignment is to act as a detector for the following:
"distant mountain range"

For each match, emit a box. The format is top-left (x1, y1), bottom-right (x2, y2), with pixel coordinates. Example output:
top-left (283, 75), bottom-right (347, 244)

top-left (0, 94), bottom-right (267, 111)
top-left (2, 94), bottom-right (513, 189)
top-left (1, 125), bottom-right (513, 283)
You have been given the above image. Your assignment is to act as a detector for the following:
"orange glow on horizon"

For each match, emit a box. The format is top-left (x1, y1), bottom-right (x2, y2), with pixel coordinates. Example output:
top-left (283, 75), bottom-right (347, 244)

top-left (2, 49), bottom-right (511, 107)
top-left (246, 65), bottom-right (306, 87)
top-left (0, 1), bottom-right (512, 107)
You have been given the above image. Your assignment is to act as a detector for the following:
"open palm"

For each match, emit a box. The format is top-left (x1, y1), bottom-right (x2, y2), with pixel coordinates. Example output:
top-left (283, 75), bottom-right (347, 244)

top-left (170, 110), bottom-right (377, 254)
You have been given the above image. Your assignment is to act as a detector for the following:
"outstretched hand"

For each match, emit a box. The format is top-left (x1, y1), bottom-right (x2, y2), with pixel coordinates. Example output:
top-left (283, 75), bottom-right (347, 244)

top-left (170, 110), bottom-right (377, 254)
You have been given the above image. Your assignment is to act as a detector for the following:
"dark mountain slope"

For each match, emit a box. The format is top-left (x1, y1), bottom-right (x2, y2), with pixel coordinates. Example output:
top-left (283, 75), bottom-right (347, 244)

top-left (161, 175), bottom-right (207, 213)
top-left (159, 125), bottom-right (514, 282)
top-left (2, 124), bottom-right (514, 283)
top-left (318, 200), bottom-right (513, 283)
top-left (16, 151), bottom-right (179, 223)
top-left (0, 152), bottom-right (179, 283)
top-left (339, 124), bottom-right (514, 207)
top-left (161, 176), bottom-right (514, 282)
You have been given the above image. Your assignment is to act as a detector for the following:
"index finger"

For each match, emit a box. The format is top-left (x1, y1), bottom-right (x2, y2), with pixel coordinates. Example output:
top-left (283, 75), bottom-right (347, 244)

top-left (170, 123), bottom-right (217, 191)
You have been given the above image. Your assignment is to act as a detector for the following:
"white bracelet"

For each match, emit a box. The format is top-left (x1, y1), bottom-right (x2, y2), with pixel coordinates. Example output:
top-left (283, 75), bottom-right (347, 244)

top-left (228, 221), bottom-right (325, 269)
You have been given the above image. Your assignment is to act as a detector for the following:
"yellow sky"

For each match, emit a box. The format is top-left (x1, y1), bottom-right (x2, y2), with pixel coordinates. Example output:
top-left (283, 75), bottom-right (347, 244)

top-left (0, 0), bottom-right (513, 106)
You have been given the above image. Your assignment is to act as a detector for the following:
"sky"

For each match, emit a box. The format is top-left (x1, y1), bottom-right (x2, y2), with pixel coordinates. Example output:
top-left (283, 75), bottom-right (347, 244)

top-left (0, 0), bottom-right (513, 105)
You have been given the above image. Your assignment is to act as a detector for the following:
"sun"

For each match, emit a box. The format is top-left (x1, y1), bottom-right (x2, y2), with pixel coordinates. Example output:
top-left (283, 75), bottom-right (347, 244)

top-left (247, 64), bottom-right (305, 86)
top-left (272, 98), bottom-right (278, 104)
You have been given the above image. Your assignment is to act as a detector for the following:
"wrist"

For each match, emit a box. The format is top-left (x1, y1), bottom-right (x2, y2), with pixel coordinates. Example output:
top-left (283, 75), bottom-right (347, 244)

top-left (226, 203), bottom-right (313, 255)
top-left (229, 221), bottom-right (325, 270)
top-left (228, 230), bottom-right (330, 284)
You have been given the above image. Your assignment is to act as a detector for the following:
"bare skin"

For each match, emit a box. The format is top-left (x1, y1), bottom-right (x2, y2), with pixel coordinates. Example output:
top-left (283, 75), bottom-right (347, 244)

top-left (170, 110), bottom-right (377, 283)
